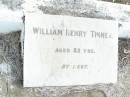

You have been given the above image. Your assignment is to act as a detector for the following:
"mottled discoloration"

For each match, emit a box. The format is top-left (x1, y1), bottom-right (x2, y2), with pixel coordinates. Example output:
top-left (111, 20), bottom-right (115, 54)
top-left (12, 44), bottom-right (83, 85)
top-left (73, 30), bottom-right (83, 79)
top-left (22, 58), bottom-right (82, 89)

top-left (0, 0), bottom-right (130, 97)
top-left (0, 31), bottom-right (129, 97)
top-left (62, 90), bottom-right (106, 97)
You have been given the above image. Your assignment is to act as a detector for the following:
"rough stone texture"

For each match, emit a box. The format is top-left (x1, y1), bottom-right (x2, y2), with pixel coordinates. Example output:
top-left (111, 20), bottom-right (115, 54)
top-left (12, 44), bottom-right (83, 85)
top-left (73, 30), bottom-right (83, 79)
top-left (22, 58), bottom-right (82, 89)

top-left (62, 90), bottom-right (107, 97)
top-left (0, 0), bottom-right (130, 97)
top-left (1, 0), bottom-right (130, 10)
top-left (0, 31), bottom-right (130, 97)
top-left (28, 0), bottom-right (130, 23)
top-left (102, 0), bottom-right (130, 4)
top-left (114, 0), bottom-right (130, 4)
top-left (0, 0), bottom-right (23, 10)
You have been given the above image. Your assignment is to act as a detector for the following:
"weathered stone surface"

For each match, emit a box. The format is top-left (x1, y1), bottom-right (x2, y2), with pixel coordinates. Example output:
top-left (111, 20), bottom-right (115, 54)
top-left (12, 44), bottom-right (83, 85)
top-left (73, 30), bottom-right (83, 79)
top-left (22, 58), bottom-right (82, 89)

top-left (0, 1), bottom-right (130, 97)
top-left (0, 32), bottom-right (22, 97)
top-left (0, 76), bottom-right (7, 97)
top-left (35, 0), bottom-right (130, 23)
top-left (114, 0), bottom-right (130, 4)
top-left (0, 0), bottom-right (23, 10)
top-left (102, 0), bottom-right (130, 4)
top-left (0, 31), bottom-right (129, 97)
top-left (89, 90), bottom-right (106, 97)
top-left (62, 90), bottom-right (106, 97)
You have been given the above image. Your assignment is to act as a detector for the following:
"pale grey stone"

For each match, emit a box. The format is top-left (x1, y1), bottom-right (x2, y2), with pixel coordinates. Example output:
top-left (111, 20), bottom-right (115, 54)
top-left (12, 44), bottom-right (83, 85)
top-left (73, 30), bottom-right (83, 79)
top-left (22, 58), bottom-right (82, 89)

top-left (0, 76), bottom-right (7, 96)
top-left (0, 1), bottom-right (130, 97)
top-left (62, 90), bottom-right (106, 97)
